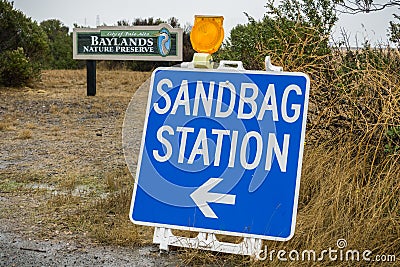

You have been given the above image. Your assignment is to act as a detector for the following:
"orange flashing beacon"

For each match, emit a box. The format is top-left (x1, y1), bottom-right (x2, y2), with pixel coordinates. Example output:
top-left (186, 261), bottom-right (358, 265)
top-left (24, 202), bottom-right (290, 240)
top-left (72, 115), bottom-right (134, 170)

top-left (190, 15), bottom-right (224, 54)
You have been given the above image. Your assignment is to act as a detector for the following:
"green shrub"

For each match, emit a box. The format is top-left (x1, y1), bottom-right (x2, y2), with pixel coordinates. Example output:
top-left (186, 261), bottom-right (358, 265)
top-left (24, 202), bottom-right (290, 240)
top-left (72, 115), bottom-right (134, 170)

top-left (0, 0), bottom-right (49, 86)
top-left (385, 126), bottom-right (400, 155)
top-left (40, 19), bottom-right (80, 69)
top-left (0, 0), bottom-right (49, 61)
top-left (0, 47), bottom-right (39, 87)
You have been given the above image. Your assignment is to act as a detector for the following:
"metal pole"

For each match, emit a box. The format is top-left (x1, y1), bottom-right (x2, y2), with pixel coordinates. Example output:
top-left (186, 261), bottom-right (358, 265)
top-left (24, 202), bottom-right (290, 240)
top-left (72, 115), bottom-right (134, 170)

top-left (86, 60), bottom-right (96, 96)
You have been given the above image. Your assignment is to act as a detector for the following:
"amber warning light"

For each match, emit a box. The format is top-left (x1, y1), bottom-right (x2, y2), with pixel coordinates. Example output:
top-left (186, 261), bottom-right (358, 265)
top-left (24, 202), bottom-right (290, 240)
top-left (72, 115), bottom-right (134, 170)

top-left (190, 15), bottom-right (224, 54)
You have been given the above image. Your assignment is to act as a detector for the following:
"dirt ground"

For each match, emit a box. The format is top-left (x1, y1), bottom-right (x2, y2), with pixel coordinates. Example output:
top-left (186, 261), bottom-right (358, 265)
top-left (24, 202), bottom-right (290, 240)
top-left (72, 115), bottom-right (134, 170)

top-left (0, 70), bottom-right (182, 266)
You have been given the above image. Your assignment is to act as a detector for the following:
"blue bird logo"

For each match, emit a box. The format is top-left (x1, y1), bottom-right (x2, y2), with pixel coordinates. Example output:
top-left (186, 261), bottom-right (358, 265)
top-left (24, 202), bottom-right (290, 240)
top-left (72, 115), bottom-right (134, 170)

top-left (158, 28), bottom-right (171, 57)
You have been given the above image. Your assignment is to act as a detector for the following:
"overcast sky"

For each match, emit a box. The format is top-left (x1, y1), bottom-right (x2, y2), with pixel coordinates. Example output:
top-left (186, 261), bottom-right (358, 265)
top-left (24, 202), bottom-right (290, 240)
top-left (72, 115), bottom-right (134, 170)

top-left (11, 0), bottom-right (400, 47)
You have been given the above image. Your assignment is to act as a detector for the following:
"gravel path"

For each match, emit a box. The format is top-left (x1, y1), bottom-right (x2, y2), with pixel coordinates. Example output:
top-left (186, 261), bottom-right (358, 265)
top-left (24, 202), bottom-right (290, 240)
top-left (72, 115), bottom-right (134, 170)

top-left (0, 228), bottom-right (170, 267)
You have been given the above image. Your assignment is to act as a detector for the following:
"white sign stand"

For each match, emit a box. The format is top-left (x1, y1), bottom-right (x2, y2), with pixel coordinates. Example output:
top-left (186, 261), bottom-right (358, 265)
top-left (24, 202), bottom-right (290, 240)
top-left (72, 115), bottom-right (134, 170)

top-left (153, 227), bottom-right (263, 256)
top-left (152, 55), bottom-right (283, 256)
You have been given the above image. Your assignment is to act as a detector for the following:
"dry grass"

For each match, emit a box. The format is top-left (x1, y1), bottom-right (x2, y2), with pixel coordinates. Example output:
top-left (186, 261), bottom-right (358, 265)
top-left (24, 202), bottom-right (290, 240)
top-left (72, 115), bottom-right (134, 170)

top-left (177, 46), bottom-right (399, 265)
top-left (253, 145), bottom-right (399, 266)
top-left (16, 129), bottom-right (32, 139)
top-left (180, 45), bottom-right (400, 265)
top-left (0, 122), bottom-right (12, 131)
top-left (177, 125), bottom-right (399, 266)
top-left (0, 69), bottom-right (152, 247)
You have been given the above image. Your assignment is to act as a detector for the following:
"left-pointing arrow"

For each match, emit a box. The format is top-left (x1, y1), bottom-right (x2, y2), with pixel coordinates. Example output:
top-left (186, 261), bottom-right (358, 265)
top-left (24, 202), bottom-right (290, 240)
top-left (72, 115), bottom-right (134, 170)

top-left (190, 178), bottom-right (236, 219)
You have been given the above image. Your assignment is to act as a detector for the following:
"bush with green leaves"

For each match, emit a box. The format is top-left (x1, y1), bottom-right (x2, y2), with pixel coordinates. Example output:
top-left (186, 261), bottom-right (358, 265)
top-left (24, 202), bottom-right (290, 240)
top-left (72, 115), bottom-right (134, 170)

top-left (216, 0), bottom-right (400, 160)
top-left (385, 126), bottom-right (400, 154)
top-left (0, 0), bottom-right (49, 86)
top-left (40, 19), bottom-right (80, 69)
top-left (0, 47), bottom-right (39, 87)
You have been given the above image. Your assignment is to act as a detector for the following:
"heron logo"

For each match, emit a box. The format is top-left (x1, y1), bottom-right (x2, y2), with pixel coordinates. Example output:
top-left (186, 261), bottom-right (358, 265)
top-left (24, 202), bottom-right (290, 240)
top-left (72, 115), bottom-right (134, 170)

top-left (158, 28), bottom-right (171, 57)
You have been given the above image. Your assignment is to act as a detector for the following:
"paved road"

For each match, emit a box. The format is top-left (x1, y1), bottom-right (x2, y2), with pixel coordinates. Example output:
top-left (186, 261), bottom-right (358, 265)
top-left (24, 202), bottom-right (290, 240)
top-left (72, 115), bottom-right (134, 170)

top-left (0, 229), bottom-right (169, 267)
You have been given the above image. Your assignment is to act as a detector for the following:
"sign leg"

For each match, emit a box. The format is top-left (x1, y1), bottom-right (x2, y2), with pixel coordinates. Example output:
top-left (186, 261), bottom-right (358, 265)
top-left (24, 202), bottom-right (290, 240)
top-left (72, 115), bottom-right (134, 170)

top-left (86, 60), bottom-right (96, 96)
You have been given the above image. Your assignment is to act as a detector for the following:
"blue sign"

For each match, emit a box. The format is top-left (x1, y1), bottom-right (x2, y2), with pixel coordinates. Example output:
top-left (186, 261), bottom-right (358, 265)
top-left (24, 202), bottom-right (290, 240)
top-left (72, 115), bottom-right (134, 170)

top-left (130, 67), bottom-right (310, 240)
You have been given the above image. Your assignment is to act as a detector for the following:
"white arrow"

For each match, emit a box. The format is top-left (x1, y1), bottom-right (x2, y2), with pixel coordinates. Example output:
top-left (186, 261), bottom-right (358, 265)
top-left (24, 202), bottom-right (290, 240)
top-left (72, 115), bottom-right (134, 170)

top-left (190, 178), bottom-right (236, 219)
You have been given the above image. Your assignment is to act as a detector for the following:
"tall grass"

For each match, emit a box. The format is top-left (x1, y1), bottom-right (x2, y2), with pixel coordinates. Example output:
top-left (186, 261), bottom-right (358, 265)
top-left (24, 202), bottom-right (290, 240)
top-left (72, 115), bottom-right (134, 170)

top-left (278, 46), bottom-right (399, 267)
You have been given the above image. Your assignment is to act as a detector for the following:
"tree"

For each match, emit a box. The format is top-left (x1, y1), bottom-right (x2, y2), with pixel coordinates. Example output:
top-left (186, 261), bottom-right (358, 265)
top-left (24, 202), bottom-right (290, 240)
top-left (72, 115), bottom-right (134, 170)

top-left (97, 17), bottom-right (195, 70)
top-left (217, 0), bottom-right (337, 71)
top-left (334, 0), bottom-right (400, 14)
top-left (389, 14), bottom-right (400, 44)
top-left (40, 19), bottom-right (79, 69)
top-left (125, 17), bottom-right (194, 71)
top-left (182, 23), bottom-right (195, 62)
top-left (0, 0), bottom-right (49, 86)
top-left (116, 19), bottom-right (130, 26)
